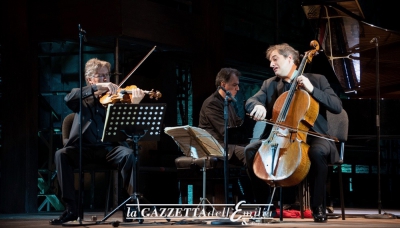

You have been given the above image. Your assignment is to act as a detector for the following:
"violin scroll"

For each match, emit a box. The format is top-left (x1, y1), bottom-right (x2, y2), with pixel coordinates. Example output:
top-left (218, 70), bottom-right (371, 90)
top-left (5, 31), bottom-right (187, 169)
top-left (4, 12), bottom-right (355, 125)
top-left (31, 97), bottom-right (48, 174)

top-left (122, 85), bottom-right (161, 100)
top-left (147, 89), bottom-right (162, 100)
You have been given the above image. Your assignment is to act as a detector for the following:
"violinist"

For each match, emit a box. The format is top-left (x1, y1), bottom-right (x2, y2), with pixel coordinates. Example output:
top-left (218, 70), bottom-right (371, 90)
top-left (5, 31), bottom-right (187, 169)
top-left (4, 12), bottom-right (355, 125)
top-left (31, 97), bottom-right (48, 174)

top-left (245, 43), bottom-right (342, 222)
top-left (50, 58), bottom-right (145, 225)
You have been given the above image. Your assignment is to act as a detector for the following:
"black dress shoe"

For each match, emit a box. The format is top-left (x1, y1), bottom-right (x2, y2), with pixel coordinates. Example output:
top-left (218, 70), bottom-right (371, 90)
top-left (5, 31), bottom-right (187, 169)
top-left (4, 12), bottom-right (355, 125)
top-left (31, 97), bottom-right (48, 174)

top-left (49, 211), bottom-right (78, 225)
top-left (312, 205), bottom-right (327, 223)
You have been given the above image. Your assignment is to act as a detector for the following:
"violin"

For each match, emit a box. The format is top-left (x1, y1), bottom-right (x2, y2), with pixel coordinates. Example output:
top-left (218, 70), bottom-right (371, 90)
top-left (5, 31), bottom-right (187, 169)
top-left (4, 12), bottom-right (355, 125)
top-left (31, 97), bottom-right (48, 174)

top-left (253, 40), bottom-right (321, 187)
top-left (99, 45), bottom-right (162, 106)
top-left (99, 85), bottom-right (162, 105)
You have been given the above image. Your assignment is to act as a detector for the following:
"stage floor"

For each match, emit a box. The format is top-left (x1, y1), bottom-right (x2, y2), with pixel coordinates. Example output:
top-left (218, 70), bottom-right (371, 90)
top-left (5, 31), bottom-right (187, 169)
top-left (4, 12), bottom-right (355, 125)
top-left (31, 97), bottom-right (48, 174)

top-left (1, 208), bottom-right (400, 227)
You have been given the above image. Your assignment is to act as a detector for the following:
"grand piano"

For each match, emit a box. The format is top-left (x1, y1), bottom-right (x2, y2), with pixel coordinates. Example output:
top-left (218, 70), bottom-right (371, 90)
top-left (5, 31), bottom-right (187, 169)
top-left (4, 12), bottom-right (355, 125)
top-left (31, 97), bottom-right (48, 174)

top-left (301, 0), bottom-right (400, 209)
top-left (300, 0), bottom-right (400, 135)
top-left (302, 0), bottom-right (400, 98)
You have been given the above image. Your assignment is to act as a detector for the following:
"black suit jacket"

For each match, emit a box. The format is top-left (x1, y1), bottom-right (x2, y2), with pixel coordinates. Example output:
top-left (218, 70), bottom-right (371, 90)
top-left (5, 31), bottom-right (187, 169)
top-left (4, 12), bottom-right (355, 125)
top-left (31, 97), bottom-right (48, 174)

top-left (199, 90), bottom-right (243, 158)
top-left (63, 85), bottom-right (112, 148)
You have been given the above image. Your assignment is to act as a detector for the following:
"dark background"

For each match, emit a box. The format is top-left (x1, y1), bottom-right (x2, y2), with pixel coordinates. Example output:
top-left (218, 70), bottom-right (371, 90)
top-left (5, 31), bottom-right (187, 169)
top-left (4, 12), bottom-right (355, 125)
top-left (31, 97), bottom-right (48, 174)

top-left (1, 0), bottom-right (400, 213)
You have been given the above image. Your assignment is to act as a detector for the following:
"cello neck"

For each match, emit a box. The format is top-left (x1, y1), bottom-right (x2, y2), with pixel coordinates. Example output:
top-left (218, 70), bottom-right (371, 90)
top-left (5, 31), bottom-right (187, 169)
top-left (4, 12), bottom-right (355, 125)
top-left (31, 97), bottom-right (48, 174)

top-left (277, 42), bottom-right (319, 122)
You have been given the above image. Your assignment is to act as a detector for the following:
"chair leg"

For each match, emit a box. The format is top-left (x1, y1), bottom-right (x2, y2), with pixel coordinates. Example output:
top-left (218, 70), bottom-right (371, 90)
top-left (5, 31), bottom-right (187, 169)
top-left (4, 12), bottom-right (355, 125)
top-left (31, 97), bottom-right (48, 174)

top-left (299, 182), bottom-right (304, 219)
top-left (338, 165), bottom-right (345, 220)
top-left (298, 178), bottom-right (310, 219)
top-left (105, 170), bottom-right (113, 217)
top-left (279, 187), bottom-right (283, 221)
top-left (112, 170), bottom-right (119, 209)
top-left (323, 181), bottom-right (326, 212)
top-left (90, 171), bottom-right (95, 210)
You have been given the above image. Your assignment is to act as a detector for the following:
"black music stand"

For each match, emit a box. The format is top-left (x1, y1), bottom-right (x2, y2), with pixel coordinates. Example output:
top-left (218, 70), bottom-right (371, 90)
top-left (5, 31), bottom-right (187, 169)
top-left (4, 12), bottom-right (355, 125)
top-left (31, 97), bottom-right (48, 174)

top-left (62, 24), bottom-right (90, 227)
top-left (364, 38), bottom-right (394, 220)
top-left (164, 125), bottom-right (223, 212)
top-left (211, 91), bottom-right (241, 225)
top-left (100, 103), bottom-right (166, 224)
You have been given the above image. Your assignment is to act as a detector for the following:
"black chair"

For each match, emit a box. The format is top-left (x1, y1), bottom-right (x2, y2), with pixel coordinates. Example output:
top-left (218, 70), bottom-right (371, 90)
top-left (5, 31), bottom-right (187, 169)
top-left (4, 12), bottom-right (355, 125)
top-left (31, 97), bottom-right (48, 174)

top-left (61, 113), bottom-right (117, 215)
top-left (280, 109), bottom-right (349, 220)
top-left (326, 109), bottom-right (349, 220)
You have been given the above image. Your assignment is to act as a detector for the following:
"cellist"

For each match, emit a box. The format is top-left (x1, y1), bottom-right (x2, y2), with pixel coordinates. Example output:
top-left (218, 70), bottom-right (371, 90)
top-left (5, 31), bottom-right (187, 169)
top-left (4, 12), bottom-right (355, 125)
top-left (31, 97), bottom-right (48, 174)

top-left (245, 43), bottom-right (342, 223)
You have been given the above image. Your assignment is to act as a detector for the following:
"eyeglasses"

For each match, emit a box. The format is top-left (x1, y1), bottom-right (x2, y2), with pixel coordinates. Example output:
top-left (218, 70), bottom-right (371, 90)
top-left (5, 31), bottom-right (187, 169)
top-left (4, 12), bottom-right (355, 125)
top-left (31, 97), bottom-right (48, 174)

top-left (93, 73), bottom-right (111, 78)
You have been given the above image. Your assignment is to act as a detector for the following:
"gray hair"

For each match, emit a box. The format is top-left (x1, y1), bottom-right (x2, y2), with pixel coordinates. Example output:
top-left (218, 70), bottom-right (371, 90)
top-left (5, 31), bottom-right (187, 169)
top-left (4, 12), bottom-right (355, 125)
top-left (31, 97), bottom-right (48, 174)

top-left (84, 58), bottom-right (111, 81)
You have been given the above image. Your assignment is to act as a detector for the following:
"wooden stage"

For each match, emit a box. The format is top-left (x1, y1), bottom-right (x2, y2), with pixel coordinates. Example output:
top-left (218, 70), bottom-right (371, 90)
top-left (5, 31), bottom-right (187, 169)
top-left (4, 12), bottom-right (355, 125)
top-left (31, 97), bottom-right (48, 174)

top-left (1, 208), bottom-right (399, 227)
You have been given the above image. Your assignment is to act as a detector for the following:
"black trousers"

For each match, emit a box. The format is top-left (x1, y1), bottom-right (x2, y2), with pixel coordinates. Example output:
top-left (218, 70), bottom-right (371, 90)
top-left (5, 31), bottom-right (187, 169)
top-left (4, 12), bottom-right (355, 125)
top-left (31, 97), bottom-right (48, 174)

top-left (227, 144), bottom-right (246, 166)
top-left (54, 144), bottom-right (136, 202)
top-left (244, 137), bottom-right (330, 208)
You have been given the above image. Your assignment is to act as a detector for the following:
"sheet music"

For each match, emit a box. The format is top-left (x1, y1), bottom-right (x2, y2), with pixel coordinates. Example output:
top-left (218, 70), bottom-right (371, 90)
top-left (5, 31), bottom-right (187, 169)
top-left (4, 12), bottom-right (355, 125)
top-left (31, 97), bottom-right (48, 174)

top-left (164, 125), bottom-right (224, 158)
top-left (187, 127), bottom-right (225, 156)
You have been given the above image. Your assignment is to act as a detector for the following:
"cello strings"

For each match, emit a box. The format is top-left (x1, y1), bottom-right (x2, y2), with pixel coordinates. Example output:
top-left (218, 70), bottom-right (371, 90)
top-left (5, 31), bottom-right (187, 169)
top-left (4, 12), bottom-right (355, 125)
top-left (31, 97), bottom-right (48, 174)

top-left (278, 53), bottom-right (307, 123)
top-left (270, 50), bottom-right (310, 139)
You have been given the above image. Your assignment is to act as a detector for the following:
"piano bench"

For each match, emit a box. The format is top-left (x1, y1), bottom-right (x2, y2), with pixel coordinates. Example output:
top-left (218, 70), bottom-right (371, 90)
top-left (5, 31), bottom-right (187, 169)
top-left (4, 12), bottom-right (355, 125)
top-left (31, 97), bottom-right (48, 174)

top-left (175, 156), bottom-right (243, 204)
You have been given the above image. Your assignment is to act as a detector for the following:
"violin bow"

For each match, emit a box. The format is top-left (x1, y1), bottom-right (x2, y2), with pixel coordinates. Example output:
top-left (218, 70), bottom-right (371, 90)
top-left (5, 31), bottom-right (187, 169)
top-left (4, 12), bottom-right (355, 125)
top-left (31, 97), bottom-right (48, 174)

top-left (118, 45), bottom-right (157, 88)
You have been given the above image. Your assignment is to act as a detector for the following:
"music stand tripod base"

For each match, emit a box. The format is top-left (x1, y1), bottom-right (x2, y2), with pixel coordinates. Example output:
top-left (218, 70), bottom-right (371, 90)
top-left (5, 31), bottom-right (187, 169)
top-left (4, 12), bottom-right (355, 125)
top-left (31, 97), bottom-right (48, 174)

top-left (210, 219), bottom-right (242, 225)
top-left (62, 219), bottom-right (97, 226)
top-left (100, 103), bottom-right (167, 224)
top-left (364, 213), bottom-right (396, 219)
top-left (195, 157), bottom-right (217, 213)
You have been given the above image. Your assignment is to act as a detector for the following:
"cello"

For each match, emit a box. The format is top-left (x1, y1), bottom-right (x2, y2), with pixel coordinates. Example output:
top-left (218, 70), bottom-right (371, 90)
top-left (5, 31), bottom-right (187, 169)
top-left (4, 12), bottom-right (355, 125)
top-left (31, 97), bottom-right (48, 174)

top-left (252, 40), bottom-right (321, 187)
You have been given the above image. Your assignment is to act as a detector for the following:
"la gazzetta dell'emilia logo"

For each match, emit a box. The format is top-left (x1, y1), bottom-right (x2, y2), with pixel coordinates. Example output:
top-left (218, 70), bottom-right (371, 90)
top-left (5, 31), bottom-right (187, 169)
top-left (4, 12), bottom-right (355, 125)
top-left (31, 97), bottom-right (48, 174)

top-left (125, 201), bottom-right (274, 225)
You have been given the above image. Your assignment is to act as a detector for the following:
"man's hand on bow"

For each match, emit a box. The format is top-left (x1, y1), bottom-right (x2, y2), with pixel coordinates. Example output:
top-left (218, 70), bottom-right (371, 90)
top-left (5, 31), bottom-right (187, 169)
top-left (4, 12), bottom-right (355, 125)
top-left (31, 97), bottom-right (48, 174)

top-left (250, 105), bottom-right (266, 121)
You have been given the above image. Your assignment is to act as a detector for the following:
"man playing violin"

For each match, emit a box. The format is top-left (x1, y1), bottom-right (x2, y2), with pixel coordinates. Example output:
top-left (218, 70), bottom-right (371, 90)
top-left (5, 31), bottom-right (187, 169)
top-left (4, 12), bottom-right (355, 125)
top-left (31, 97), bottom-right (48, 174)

top-left (50, 58), bottom-right (145, 225)
top-left (245, 43), bottom-right (342, 222)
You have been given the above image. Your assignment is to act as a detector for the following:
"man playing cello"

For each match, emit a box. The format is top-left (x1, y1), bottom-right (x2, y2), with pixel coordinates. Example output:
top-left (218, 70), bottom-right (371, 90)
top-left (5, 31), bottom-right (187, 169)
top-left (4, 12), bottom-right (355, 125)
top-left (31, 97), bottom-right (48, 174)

top-left (245, 43), bottom-right (342, 222)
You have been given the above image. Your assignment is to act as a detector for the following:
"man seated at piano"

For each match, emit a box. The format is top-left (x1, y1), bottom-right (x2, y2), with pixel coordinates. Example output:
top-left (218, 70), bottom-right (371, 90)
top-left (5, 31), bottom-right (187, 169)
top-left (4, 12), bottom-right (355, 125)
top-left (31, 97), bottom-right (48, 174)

top-left (198, 67), bottom-right (246, 167)
top-left (245, 43), bottom-right (342, 222)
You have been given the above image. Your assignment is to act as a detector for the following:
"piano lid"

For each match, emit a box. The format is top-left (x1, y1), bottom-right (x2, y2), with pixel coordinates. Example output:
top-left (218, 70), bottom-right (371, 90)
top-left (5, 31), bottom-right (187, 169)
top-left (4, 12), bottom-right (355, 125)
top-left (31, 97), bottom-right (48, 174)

top-left (302, 0), bottom-right (400, 99)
